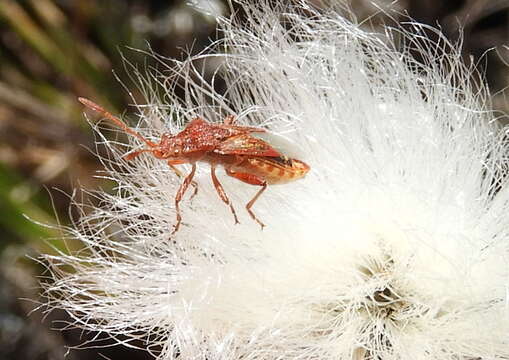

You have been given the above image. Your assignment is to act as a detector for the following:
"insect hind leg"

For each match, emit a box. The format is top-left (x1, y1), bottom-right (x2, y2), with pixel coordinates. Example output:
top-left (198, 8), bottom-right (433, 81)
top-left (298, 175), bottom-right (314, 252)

top-left (225, 169), bottom-right (267, 229)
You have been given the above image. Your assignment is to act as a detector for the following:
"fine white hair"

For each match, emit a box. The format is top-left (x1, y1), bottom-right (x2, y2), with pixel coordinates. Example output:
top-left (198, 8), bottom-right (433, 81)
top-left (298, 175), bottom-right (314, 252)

top-left (42, 1), bottom-right (509, 359)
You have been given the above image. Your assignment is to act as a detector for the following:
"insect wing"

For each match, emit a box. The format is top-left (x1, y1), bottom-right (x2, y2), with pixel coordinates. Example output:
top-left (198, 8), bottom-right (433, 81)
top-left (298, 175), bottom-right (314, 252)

top-left (214, 134), bottom-right (281, 157)
top-left (174, 117), bottom-right (222, 152)
top-left (215, 124), bottom-right (266, 133)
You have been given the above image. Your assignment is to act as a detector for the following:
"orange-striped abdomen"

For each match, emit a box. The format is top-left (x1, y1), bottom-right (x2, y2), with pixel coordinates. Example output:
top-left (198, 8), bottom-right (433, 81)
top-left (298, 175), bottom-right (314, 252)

top-left (236, 156), bottom-right (310, 184)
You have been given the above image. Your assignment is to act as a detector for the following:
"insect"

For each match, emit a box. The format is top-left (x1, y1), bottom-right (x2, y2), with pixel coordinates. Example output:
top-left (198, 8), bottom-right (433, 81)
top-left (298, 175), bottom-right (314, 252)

top-left (78, 97), bottom-right (309, 233)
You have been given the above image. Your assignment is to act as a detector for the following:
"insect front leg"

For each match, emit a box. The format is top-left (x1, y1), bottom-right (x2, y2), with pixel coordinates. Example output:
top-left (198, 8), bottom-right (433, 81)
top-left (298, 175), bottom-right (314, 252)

top-left (172, 163), bottom-right (197, 235)
top-left (124, 149), bottom-right (156, 161)
top-left (168, 160), bottom-right (198, 200)
top-left (225, 169), bottom-right (267, 229)
top-left (210, 164), bottom-right (239, 225)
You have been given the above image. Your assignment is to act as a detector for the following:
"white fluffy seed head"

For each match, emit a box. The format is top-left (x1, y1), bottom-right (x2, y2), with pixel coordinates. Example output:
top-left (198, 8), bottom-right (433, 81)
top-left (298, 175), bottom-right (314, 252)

top-left (42, 1), bottom-right (509, 359)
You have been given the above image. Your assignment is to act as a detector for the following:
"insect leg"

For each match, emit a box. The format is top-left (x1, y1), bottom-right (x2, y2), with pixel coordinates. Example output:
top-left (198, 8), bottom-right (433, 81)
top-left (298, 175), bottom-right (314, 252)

top-left (224, 115), bottom-right (236, 125)
top-left (124, 149), bottom-right (155, 160)
top-left (211, 164), bottom-right (239, 224)
top-left (246, 183), bottom-right (267, 229)
top-left (168, 161), bottom-right (198, 200)
top-left (172, 163), bottom-right (196, 235)
top-left (225, 169), bottom-right (267, 229)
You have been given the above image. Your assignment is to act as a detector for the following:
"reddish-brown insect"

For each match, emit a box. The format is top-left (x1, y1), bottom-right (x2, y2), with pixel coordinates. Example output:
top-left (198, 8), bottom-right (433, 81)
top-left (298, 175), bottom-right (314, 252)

top-left (78, 97), bottom-right (309, 233)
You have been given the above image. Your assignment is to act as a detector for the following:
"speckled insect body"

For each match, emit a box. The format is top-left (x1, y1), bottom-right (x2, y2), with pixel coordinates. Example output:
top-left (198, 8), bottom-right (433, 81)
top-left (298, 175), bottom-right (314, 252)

top-left (79, 97), bottom-right (310, 233)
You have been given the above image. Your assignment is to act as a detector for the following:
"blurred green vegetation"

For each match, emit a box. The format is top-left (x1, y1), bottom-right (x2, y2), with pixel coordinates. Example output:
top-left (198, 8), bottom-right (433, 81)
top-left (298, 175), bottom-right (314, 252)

top-left (0, 0), bottom-right (222, 250)
top-left (0, 1), bottom-right (224, 358)
top-left (0, 0), bottom-right (508, 359)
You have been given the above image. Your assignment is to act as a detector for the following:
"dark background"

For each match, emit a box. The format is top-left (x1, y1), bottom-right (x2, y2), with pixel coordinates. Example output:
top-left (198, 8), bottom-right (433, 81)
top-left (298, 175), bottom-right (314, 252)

top-left (0, 1), bottom-right (507, 359)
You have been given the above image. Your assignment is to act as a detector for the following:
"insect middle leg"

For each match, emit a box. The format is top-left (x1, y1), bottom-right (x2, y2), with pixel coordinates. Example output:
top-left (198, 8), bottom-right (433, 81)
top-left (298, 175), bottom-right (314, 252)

top-left (225, 169), bottom-right (267, 229)
top-left (210, 164), bottom-right (239, 224)
top-left (172, 163), bottom-right (196, 234)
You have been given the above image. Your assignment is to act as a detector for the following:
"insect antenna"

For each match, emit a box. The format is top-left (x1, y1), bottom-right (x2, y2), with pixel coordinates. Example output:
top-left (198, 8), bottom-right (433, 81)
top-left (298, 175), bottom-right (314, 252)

top-left (78, 97), bottom-right (157, 148)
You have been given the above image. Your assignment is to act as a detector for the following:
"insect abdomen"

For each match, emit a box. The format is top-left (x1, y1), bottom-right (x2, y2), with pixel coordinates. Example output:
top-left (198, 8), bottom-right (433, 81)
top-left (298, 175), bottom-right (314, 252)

top-left (242, 156), bottom-right (309, 184)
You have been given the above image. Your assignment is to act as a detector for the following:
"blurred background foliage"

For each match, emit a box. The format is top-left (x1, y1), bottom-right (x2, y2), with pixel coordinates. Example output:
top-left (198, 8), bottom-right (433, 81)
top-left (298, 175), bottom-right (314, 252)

top-left (0, 0), bottom-right (508, 359)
